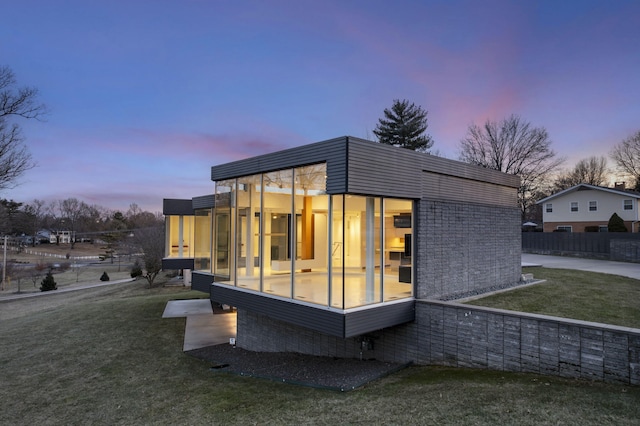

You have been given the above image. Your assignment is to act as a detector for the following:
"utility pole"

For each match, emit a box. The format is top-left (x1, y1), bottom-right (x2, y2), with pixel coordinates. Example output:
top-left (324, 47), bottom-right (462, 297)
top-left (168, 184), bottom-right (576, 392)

top-left (2, 236), bottom-right (7, 291)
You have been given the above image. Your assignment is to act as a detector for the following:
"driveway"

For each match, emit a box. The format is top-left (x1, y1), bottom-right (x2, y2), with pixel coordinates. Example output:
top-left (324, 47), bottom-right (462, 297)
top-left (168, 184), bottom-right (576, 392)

top-left (522, 253), bottom-right (640, 280)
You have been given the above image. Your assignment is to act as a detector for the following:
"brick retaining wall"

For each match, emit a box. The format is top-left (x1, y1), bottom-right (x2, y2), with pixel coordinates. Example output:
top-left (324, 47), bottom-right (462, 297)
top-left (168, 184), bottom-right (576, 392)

top-left (237, 300), bottom-right (640, 386)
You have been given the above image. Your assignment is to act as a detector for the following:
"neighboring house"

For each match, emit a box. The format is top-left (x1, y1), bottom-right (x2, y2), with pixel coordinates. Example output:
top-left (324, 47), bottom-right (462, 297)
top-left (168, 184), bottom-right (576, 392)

top-left (162, 136), bottom-right (521, 361)
top-left (49, 230), bottom-right (73, 244)
top-left (537, 183), bottom-right (640, 233)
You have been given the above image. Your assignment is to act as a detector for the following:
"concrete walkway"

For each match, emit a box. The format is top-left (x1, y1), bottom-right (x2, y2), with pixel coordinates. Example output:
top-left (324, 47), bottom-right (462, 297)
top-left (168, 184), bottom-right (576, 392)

top-left (522, 253), bottom-right (640, 280)
top-left (162, 299), bottom-right (236, 351)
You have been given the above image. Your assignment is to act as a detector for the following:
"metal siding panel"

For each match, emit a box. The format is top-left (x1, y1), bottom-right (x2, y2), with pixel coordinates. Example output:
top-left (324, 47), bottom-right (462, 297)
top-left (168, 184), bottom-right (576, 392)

top-left (211, 285), bottom-right (345, 337)
top-left (192, 194), bottom-right (215, 209)
top-left (422, 172), bottom-right (517, 208)
top-left (161, 257), bottom-right (195, 270)
top-left (344, 301), bottom-right (415, 337)
top-left (421, 155), bottom-right (520, 188)
top-left (191, 272), bottom-right (214, 293)
top-left (211, 137), bottom-right (348, 184)
top-left (347, 140), bottom-right (421, 198)
top-left (163, 199), bottom-right (194, 215)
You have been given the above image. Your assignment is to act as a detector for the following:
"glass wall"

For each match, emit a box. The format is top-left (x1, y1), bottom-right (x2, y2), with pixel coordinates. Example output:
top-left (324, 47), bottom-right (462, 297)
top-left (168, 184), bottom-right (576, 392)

top-left (165, 215), bottom-right (194, 258)
top-left (193, 208), bottom-right (212, 271)
top-left (212, 163), bottom-right (413, 310)
top-left (262, 169), bottom-right (293, 298)
top-left (236, 175), bottom-right (261, 291)
top-left (293, 164), bottom-right (329, 304)
top-left (214, 180), bottom-right (234, 281)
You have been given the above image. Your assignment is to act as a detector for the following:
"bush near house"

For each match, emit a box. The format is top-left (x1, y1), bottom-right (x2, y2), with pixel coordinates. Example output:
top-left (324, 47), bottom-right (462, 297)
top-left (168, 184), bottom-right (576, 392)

top-left (608, 212), bottom-right (627, 232)
top-left (100, 272), bottom-right (110, 281)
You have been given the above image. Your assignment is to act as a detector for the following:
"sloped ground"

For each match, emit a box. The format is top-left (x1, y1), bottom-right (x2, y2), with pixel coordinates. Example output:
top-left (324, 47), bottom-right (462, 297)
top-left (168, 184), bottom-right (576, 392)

top-left (187, 344), bottom-right (409, 391)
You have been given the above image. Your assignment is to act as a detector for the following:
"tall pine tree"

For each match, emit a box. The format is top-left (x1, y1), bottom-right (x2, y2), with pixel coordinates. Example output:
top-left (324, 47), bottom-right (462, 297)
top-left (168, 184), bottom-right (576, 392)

top-left (373, 99), bottom-right (434, 152)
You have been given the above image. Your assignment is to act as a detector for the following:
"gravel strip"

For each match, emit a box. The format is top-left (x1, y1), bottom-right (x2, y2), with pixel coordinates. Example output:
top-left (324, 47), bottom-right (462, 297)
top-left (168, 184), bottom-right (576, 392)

top-left (186, 344), bottom-right (409, 391)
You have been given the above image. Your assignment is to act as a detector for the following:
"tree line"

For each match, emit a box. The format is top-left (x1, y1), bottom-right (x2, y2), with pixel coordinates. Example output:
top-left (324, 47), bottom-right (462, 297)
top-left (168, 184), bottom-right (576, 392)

top-left (0, 198), bottom-right (162, 245)
top-left (373, 99), bottom-right (640, 222)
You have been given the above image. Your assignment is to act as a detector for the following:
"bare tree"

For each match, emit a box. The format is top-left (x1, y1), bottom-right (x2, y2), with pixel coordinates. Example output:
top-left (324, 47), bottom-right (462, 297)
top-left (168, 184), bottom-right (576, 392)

top-left (610, 130), bottom-right (640, 191)
top-left (56, 198), bottom-right (88, 249)
top-left (459, 114), bottom-right (565, 220)
top-left (552, 156), bottom-right (609, 191)
top-left (134, 226), bottom-right (165, 287)
top-left (0, 66), bottom-right (46, 191)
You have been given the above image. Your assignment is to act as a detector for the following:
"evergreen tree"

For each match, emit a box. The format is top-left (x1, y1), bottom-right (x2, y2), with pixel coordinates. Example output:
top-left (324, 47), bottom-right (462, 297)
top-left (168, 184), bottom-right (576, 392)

top-left (39, 271), bottom-right (57, 292)
top-left (100, 271), bottom-right (110, 281)
top-left (608, 213), bottom-right (628, 232)
top-left (373, 99), bottom-right (434, 152)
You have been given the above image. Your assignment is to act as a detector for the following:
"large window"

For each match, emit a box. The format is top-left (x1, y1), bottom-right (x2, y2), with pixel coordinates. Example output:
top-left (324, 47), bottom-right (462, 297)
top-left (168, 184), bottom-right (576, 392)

top-left (194, 208), bottom-right (212, 271)
top-left (214, 180), bottom-right (234, 280)
top-left (165, 215), bottom-right (194, 258)
top-left (212, 163), bottom-right (414, 310)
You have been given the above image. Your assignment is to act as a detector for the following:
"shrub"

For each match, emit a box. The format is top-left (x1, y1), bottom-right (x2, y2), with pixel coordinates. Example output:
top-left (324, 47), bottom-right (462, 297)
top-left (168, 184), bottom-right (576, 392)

top-left (130, 260), bottom-right (143, 279)
top-left (100, 271), bottom-right (110, 281)
top-left (608, 213), bottom-right (628, 232)
top-left (40, 271), bottom-right (57, 292)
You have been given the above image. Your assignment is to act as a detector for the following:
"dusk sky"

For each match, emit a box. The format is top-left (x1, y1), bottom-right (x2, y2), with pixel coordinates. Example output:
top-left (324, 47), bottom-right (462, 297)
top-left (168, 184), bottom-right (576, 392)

top-left (2, 0), bottom-right (639, 213)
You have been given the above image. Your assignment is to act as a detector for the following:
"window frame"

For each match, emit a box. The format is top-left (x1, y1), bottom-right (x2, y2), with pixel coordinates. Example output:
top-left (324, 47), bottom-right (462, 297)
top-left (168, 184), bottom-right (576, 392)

top-left (623, 199), bottom-right (633, 210)
top-left (570, 202), bottom-right (578, 212)
top-left (589, 201), bottom-right (597, 212)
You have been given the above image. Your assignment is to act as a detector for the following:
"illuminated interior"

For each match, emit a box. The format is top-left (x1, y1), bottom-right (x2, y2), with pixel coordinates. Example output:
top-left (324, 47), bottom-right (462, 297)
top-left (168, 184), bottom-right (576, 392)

top-left (165, 214), bottom-right (194, 258)
top-left (211, 163), bottom-right (414, 310)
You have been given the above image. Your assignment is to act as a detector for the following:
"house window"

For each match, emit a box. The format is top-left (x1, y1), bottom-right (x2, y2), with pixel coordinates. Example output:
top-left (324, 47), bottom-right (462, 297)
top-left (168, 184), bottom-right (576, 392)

top-left (571, 202), bottom-right (578, 212)
top-left (546, 203), bottom-right (552, 213)
top-left (598, 225), bottom-right (608, 232)
top-left (589, 201), bottom-right (597, 211)
top-left (556, 226), bottom-right (572, 232)
top-left (624, 199), bottom-right (633, 210)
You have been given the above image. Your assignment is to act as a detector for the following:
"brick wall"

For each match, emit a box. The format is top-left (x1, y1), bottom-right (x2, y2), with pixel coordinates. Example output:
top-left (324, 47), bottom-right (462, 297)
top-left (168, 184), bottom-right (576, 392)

top-left (416, 200), bottom-right (521, 300)
top-left (237, 300), bottom-right (640, 386)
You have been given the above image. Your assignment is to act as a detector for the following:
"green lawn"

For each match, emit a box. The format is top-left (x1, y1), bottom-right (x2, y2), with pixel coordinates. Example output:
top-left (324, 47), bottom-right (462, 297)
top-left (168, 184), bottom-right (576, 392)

top-left (467, 267), bottom-right (640, 329)
top-left (1, 279), bottom-right (638, 425)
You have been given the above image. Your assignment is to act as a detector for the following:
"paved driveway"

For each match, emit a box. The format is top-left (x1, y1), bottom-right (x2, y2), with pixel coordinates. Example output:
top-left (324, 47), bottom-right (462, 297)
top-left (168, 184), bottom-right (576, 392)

top-left (522, 253), bottom-right (640, 280)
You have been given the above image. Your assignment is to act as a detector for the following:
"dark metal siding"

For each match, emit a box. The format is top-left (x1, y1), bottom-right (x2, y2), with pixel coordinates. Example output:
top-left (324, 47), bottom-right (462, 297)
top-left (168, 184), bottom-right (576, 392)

top-left (210, 137), bottom-right (348, 194)
top-left (211, 284), bottom-right (414, 338)
top-left (421, 155), bottom-right (520, 188)
top-left (422, 172), bottom-right (517, 207)
top-left (346, 139), bottom-right (421, 198)
top-left (161, 257), bottom-right (194, 270)
top-left (192, 272), bottom-right (214, 294)
top-left (163, 199), bottom-right (194, 215)
top-left (211, 285), bottom-right (345, 336)
top-left (192, 194), bottom-right (215, 209)
top-left (344, 300), bottom-right (415, 337)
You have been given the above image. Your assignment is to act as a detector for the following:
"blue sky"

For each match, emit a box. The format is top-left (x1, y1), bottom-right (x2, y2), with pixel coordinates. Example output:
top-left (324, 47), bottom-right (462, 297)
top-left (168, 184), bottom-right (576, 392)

top-left (2, 0), bottom-right (639, 212)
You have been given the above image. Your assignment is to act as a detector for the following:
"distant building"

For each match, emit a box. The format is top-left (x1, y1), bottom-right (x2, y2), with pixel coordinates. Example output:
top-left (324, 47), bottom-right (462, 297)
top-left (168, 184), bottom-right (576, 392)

top-left (50, 230), bottom-right (73, 244)
top-left (537, 183), bottom-right (640, 233)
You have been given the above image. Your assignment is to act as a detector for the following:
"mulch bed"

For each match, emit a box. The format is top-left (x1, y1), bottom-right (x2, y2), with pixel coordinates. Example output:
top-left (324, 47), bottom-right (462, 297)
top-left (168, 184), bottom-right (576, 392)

top-left (186, 344), bottom-right (410, 391)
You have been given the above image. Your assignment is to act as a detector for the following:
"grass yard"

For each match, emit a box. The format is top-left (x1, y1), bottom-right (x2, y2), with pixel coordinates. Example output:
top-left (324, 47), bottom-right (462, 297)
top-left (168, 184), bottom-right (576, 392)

top-left (1, 278), bottom-right (639, 425)
top-left (467, 267), bottom-right (640, 329)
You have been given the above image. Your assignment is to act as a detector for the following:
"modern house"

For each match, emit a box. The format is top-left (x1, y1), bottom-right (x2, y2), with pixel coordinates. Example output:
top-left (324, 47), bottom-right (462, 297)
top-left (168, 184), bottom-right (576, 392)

top-left (536, 183), bottom-right (640, 233)
top-left (162, 136), bottom-right (522, 361)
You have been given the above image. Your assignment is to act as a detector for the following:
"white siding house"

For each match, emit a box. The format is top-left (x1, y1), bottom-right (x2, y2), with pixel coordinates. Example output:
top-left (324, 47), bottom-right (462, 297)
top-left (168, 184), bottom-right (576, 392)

top-left (537, 184), bottom-right (640, 232)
